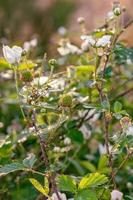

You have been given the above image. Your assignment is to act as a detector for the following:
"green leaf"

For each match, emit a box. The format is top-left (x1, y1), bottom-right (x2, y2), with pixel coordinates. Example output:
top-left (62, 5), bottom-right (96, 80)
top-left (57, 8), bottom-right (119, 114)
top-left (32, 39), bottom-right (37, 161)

top-left (76, 65), bottom-right (95, 73)
top-left (96, 188), bottom-right (111, 200)
top-left (44, 177), bottom-right (49, 193)
top-left (80, 161), bottom-right (96, 172)
top-left (0, 141), bottom-right (13, 158)
top-left (79, 173), bottom-right (108, 189)
top-left (29, 178), bottom-right (49, 197)
top-left (101, 100), bottom-right (110, 111)
top-left (58, 175), bottom-right (77, 193)
top-left (75, 189), bottom-right (98, 200)
top-left (76, 65), bottom-right (95, 80)
top-left (68, 158), bottom-right (85, 175)
top-left (0, 163), bottom-right (25, 176)
top-left (114, 101), bottom-right (122, 113)
top-left (23, 153), bottom-right (37, 168)
top-left (68, 129), bottom-right (84, 144)
top-left (98, 155), bottom-right (108, 170)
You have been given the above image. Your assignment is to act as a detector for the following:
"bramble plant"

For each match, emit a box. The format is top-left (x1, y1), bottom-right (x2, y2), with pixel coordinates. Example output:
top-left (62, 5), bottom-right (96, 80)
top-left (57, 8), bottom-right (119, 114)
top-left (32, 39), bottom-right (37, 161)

top-left (0, 2), bottom-right (133, 200)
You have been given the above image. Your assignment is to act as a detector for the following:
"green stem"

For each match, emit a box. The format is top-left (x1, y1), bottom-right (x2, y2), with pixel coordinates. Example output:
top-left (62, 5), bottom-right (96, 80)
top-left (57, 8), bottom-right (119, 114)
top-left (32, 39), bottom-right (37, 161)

top-left (14, 68), bottom-right (26, 120)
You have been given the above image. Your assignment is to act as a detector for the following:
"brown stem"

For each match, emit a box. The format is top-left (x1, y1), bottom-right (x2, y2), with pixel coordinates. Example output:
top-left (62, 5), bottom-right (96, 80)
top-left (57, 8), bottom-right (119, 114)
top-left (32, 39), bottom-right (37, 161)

top-left (96, 83), bottom-right (116, 188)
top-left (50, 174), bottom-right (62, 200)
top-left (32, 110), bottom-right (49, 168)
top-left (32, 110), bottom-right (61, 200)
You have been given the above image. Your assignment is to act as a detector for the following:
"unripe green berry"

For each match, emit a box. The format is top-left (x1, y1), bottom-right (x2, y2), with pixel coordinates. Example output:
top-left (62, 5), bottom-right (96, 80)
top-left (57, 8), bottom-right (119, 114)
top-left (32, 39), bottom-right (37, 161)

top-left (59, 94), bottom-right (73, 107)
top-left (47, 112), bottom-right (59, 125)
top-left (21, 70), bottom-right (33, 82)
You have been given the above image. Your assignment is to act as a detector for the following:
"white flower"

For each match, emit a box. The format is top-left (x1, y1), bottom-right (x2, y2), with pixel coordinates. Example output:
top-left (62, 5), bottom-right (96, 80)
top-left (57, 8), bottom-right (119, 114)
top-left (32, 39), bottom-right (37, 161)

top-left (81, 35), bottom-right (95, 46)
top-left (81, 40), bottom-right (90, 51)
top-left (3, 45), bottom-right (23, 65)
top-left (50, 192), bottom-right (67, 200)
top-left (57, 46), bottom-right (70, 56)
top-left (23, 38), bottom-right (38, 52)
top-left (107, 11), bottom-right (115, 20)
top-left (111, 190), bottom-right (123, 200)
top-left (53, 147), bottom-right (61, 153)
top-left (58, 42), bottom-right (81, 56)
top-left (79, 125), bottom-right (91, 139)
top-left (96, 35), bottom-right (111, 47)
top-left (126, 59), bottom-right (132, 65)
top-left (99, 144), bottom-right (112, 155)
top-left (33, 76), bottom-right (49, 86)
top-left (126, 125), bottom-right (133, 136)
top-left (30, 38), bottom-right (38, 47)
top-left (58, 27), bottom-right (67, 36)
top-left (23, 42), bottom-right (31, 52)
top-left (64, 137), bottom-right (71, 145)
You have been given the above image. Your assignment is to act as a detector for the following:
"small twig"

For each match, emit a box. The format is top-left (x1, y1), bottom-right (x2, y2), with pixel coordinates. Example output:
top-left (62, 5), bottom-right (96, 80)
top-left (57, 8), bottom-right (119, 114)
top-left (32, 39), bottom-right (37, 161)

top-left (116, 19), bottom-right (133, 40)
top-left (114, 150), bottom-right (133, 176)
top-left (112, 87), bottom-right (133, 101)
top-left (77, 110), bottom-right (90, 128)
top-left (96, 84), bottom-right (116, 188)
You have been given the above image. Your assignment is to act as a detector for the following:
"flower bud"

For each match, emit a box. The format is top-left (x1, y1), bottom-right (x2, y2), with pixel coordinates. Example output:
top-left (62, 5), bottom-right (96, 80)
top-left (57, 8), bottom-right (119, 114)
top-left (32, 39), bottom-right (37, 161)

top-left (77, 17), bottom-right (85, 24)
top-left (113, 7), bottom-right (121, 16)
top-left (48, 59), bottom-right (57, 67)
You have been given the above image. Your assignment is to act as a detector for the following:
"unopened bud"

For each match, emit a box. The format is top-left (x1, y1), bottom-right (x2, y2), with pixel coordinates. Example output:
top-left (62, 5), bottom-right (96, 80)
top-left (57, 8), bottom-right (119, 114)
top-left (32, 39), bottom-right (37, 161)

top-left (77, 17), bottom-right (85, 24)
top-left (113, 7), bottom-right (121, 16)
top-left (48, 59), bottom-right (57, 67)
